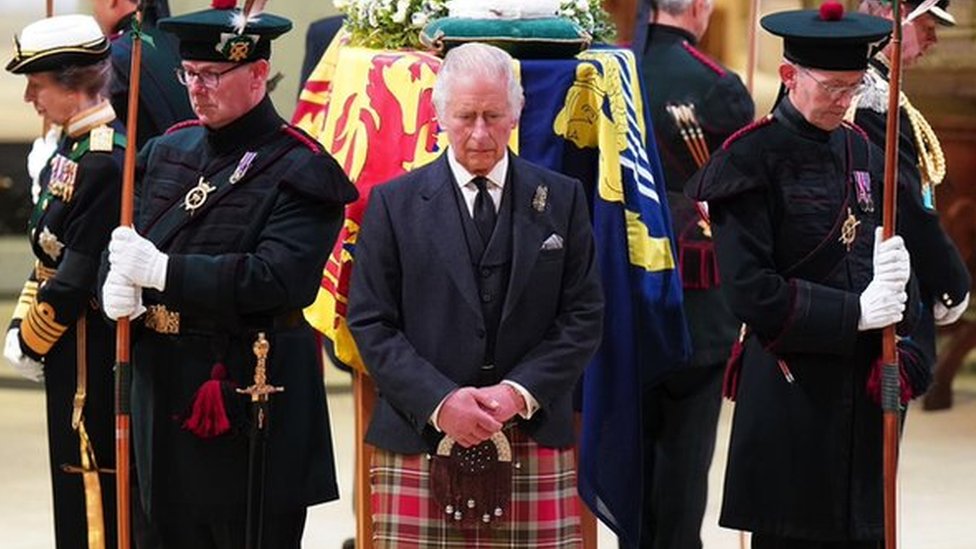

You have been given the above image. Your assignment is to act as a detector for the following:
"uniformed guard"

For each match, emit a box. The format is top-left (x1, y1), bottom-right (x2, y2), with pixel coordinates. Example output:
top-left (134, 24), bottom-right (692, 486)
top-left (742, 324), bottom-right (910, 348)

top-left (3, 14), bottom-right (126, 549)
top-left (100, 1), bottom-right (358, 546)
top-left (852, 0), bottom-right (971, 410)
top-left (93, 0), bottom-right (194, 150)
top-left (686, 3), bottom-right (936, 547)
top-left (635, 1), bottom-right (755, 546)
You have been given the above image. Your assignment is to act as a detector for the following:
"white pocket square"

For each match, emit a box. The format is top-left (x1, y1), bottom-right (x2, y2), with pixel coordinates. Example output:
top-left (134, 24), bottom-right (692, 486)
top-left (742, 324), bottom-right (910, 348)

top-left (540, 233), bottom-right (564, 251)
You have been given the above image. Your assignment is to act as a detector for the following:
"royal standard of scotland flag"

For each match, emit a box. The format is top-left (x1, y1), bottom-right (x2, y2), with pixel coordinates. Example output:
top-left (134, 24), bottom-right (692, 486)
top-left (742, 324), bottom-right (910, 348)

top-left (295, 44), bottom-right (691, 544)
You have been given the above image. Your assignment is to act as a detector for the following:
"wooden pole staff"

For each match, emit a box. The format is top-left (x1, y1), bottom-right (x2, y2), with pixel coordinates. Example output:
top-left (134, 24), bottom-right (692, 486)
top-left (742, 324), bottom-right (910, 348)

top-left (115, 4), bottom-right (146, 548)
top-left (746, 0), bottom-right (761, 96)
top-left (881, 1), bottom-right (905, 548)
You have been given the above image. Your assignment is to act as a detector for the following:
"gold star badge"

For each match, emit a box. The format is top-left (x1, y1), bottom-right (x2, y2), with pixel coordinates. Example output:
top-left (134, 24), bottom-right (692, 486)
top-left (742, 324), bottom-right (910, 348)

top-left (38, 226), bottom-right (64, 261)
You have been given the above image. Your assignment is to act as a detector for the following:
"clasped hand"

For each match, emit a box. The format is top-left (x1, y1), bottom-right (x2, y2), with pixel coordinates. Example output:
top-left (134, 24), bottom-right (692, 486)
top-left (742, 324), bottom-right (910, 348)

top-left (436, 385), bottom-right (525, 448)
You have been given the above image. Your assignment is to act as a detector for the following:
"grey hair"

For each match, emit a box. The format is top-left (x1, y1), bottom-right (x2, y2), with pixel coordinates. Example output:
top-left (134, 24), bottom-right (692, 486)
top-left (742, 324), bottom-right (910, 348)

top-left (431, 43), bottom-right (524, 120)
top-left (857, 0), bottom-right (888, 17)
top-left (656, 0), bottom-right (703, 16)
top-left (52, 58), bottom-right (112, 99)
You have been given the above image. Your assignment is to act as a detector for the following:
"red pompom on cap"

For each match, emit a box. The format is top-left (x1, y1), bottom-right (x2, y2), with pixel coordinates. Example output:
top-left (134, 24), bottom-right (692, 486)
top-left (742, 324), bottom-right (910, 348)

top-left (212, 0), bottom-right (237, 9)
top-left (819, 1), bottom-right (845, 21)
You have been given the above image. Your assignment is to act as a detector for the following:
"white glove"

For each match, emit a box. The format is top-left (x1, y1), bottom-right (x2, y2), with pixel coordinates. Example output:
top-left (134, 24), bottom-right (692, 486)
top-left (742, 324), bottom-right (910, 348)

top-left (108, 226), bottom-right (168, 291)
top-left (102, 270), bottom-right (146, 321)
top-left (4, 329), bottom-right (44, 382)
top-left (858, 280), bottom-right (907, 331)
top-left (871, 227), bottom-right (910, 287)
top-left (28, 125), bottom-right (61, 204)
top-left (933, 292), bottom-right (970, 326)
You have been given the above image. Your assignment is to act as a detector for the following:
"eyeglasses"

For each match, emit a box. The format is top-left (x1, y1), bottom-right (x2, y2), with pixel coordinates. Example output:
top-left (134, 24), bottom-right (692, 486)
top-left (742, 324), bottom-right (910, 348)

top-left (175, 63), bottom-right (249, 89)
top-left (798, 66), bottom-right (867, 99)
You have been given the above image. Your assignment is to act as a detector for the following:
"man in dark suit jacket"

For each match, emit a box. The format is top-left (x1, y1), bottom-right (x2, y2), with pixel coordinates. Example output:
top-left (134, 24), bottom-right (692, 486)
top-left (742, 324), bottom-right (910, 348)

top-left (348, 42), bottom-right (603, 547)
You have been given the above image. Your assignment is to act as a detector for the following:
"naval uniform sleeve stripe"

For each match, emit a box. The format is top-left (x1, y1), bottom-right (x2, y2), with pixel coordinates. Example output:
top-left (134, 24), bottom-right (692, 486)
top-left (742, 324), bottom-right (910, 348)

top-left (25, 312), bottom-right (62, 342)
top-left (14, 280), bottom-right (40, 321)
top-left (25, 301), bottom-right (67, 338)
top-left (22, 316), bottom-right (60, 355)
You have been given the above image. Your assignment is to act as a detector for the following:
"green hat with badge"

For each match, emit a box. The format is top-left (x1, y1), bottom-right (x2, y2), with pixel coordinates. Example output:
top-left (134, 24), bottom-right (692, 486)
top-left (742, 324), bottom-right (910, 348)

top-left (158, 0), bottom-right (292, 63)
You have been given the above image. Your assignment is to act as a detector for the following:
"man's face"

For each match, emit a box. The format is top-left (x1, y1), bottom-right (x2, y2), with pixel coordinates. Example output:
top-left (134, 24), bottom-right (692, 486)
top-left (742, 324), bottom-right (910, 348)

top-left (439, 76), bottom-right (518, 176)
top-left (180, 60), bottom-right (260, 129)
top-left (909, 12), bottom-right (939, 59)
top-left (24, 72), bottom-right (78, 125)
top-left (783, 64), bottom-right (865, 131)
top-left (91, 0), bottom-right (115, 34)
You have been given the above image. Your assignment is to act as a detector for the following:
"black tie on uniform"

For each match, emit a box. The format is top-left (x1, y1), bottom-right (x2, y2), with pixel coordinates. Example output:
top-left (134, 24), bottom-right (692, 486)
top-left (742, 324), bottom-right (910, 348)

top-left (472, 176), bottom-right (496, 243)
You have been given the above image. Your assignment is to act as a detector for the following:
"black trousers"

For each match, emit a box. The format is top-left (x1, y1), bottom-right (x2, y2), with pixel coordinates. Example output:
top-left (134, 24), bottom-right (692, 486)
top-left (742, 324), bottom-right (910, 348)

top-left (752, 533), bottom-right (881, 549)
top-left (623, 364), bottom-right (725, 549)
top-left (145, 510), bottom-right (307, 549)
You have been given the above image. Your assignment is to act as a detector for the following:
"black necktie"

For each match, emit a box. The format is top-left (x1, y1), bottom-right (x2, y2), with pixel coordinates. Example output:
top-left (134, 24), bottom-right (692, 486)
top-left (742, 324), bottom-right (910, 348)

top-left (472, 176), bottom-right (496, 243)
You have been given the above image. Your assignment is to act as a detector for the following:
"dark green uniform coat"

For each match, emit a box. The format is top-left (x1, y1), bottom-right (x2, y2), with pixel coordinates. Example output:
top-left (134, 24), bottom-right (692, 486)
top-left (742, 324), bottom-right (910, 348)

top-left (686, 98), bottom-right (927, 542)
top-left (129, 96), bottom-right (357, 524)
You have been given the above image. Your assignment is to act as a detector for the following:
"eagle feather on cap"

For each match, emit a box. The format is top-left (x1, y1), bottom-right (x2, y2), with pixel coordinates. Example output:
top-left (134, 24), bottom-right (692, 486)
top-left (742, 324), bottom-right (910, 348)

top-left (231, 0), bottom-right (268, 35)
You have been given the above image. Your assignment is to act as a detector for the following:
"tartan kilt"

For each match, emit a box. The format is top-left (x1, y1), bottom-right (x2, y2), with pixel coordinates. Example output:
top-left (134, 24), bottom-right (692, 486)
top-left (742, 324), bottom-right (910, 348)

top-left (370, 428), bottom-right (582, 548)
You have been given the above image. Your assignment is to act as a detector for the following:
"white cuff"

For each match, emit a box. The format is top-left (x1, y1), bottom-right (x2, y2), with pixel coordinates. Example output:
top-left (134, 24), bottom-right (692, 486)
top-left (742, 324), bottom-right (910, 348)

top-left (501, 380), bottom-right (539, 420)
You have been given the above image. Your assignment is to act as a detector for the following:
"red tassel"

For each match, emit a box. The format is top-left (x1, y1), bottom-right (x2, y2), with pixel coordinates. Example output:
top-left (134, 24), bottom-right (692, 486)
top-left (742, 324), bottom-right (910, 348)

top-left (182, 363), bottom-right (232, 439)
top-left (723, 327), bottom-right (747, 400)
top-left (212, 0), bottom-right (237, 9)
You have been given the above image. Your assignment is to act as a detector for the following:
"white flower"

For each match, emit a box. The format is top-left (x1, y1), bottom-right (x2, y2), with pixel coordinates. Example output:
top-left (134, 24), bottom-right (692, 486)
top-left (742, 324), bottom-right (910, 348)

top-left (411, 11), bottom-right (429, 27)
top-left (393, 0), bottom-right (410, 23)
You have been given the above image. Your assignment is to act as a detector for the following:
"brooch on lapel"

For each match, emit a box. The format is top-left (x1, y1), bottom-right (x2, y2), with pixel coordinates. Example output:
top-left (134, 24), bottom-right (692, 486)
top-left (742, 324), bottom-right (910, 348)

top-left (532, 185), bottom-right (548, 212)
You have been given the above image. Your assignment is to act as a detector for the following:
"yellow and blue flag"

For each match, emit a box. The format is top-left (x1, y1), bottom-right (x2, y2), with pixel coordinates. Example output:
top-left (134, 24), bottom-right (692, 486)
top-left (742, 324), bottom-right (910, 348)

top-left (523, 48), bottom-right (691, 546)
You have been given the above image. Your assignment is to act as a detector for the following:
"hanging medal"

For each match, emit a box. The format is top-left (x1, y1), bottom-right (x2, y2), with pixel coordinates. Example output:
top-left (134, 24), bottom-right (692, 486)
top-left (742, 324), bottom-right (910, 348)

top-left (852, 171), bottom-right (874, 213)
top-left (48, 155), bottom-right (78, 203)
top-left (229, 151), bottom-right (257, 184)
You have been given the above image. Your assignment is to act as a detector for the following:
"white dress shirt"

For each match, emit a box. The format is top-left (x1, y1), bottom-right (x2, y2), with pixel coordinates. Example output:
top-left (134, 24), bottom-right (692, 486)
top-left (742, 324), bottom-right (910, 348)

top-left (430, 149), bottom-right (540, 431)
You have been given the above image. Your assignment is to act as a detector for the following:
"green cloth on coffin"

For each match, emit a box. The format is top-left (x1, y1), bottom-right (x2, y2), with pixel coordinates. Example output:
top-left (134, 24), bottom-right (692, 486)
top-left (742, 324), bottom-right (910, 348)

top-left (420, 17), bottom-right (591, 59)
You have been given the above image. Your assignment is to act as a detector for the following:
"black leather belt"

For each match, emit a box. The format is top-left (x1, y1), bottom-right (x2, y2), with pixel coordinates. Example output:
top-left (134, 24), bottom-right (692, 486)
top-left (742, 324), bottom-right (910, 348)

top-left (142, 304), bottom-right (304, 336)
